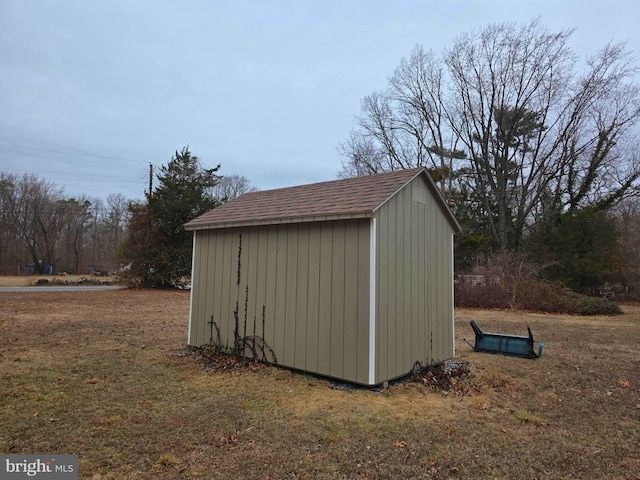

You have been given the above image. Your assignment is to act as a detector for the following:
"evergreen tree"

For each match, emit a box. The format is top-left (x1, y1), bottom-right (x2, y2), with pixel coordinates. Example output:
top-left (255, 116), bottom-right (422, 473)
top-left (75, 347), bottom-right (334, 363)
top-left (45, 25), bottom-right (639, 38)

top-left (120, 147), bottom-right (220, 287)
top-left (527, 207), bottom-right (622, 292)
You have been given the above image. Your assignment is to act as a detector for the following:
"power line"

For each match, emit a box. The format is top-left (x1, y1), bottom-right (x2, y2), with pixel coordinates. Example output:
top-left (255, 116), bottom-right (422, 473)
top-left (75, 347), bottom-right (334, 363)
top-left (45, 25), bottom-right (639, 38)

top-left (1, 167), bottom-right (144, 181)
top-left (0, 143), bottom-right (153, 164)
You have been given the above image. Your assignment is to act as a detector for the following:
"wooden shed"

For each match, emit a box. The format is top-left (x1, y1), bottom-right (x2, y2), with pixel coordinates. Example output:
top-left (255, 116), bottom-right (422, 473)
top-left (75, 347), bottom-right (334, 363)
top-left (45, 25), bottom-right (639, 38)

top-left (184, 167), bottom-right (461, 385)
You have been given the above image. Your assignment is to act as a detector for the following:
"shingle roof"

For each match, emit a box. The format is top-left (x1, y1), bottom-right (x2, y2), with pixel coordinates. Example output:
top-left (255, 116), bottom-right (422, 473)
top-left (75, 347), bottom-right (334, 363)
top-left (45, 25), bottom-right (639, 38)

top-left (185, 167), bottom-right (460, 231)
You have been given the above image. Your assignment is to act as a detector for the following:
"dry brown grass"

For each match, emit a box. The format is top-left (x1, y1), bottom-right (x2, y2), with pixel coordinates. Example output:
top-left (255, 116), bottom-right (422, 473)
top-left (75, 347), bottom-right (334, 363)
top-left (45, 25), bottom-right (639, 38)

top-left (0, 275), bottom-right (118, 287)
top-left (0, 289), bottom-right (638, 479)
top-left (0, 275), bottom-right (36, 286)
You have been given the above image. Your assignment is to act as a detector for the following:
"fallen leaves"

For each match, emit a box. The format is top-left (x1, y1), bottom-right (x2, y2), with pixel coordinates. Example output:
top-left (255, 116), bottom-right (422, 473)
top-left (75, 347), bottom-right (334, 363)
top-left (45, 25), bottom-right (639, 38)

top-left (393, 441), bottom-right (407, 448)
top-left (618, 379), bottom-right (630, 388)
top-left (473, 396), bottom-right (489, 410)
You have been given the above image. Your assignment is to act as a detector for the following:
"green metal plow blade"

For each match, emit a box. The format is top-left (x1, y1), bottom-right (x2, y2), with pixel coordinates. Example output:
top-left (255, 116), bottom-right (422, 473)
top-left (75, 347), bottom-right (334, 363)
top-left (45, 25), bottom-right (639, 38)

top-left (464, 321), bottom-right (544, 358)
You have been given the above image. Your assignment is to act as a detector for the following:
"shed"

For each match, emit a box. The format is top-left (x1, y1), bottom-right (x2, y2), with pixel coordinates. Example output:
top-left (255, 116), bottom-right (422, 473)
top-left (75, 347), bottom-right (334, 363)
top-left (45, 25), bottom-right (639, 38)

top-left (184, 167), bottom-right (461, 385)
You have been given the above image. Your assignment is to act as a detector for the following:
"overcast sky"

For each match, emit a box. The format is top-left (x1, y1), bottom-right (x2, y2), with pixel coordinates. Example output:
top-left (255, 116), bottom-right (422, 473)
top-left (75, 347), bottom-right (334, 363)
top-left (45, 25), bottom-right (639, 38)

top-left (1, 0), bottom-right (639, 201)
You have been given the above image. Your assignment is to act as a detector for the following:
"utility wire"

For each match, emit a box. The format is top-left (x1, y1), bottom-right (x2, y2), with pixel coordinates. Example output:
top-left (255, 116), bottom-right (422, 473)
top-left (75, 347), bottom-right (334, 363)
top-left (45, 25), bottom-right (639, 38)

top-left (1, 167), bottom-right (143, 180)
top-left (0, 143), bottom-right (154, 164)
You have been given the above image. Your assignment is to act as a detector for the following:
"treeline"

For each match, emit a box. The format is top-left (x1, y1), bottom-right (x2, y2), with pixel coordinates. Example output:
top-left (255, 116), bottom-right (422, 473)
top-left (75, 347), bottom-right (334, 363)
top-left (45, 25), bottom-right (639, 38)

top-left (0, 172), bottom-right (130, 275)
top-left (0, 152), bottom-right (256, 278)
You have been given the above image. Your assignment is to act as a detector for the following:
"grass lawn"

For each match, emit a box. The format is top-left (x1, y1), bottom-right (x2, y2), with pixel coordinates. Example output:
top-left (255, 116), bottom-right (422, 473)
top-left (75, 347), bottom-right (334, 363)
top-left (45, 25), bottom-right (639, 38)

top-left (0, 289), bottom-right (638, 479)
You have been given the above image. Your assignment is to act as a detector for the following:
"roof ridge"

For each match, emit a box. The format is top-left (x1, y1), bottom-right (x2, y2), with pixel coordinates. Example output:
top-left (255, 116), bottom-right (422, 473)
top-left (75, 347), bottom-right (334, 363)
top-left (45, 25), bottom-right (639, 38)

top-left (184, 167), bottom-right (462, 231)
top-left (235, 167), bottom-right (425, 196)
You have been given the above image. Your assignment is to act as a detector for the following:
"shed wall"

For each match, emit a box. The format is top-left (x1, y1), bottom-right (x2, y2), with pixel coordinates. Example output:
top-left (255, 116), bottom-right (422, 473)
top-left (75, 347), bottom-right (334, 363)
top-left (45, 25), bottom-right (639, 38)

top-left (374, 176), bottom-right (455, 383)
top-left (189, 219), bottom-right (371, 384)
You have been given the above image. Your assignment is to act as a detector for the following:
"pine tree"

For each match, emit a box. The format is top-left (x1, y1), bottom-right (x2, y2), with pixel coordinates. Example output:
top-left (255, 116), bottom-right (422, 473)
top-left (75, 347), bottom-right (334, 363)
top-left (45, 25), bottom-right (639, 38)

top-left (120, 147), bottom-right (220, 287)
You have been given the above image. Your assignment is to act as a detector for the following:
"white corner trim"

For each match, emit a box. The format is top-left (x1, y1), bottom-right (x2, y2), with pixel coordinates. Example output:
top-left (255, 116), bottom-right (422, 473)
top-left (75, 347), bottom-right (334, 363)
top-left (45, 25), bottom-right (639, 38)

top-left (187, 232), bottom-right (197, 345)
top-left (369, 217), bottom-right (377, 385)
top-left (451, 233), bottom-right (455, 356)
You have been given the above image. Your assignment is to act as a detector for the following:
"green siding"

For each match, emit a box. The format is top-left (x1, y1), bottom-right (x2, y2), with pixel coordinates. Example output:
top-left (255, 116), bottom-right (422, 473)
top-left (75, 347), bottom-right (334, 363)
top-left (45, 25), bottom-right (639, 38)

top-left (330, 223), bottom-right (345, 379)
top-left (295, 224), bottom-right (310, 369)
top-left (317, 224), bottom-right (333, 376)
top-left (189, 219), bottom-right (371, 384)
top-left (306, 226), bottom-right (321, 373)
top-left (374, 176), bottom-right (455, 383)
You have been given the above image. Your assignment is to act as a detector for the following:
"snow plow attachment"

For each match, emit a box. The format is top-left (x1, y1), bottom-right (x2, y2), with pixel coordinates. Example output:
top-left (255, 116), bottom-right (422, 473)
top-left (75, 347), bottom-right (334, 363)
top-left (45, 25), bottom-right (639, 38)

top-left (464, 321), bottom-right (544, 358)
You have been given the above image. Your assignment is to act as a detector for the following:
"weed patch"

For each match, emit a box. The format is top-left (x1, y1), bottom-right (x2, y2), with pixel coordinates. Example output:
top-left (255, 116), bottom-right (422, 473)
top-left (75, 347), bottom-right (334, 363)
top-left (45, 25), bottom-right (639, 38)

top-left (515, 410), bottom-right (545, 425)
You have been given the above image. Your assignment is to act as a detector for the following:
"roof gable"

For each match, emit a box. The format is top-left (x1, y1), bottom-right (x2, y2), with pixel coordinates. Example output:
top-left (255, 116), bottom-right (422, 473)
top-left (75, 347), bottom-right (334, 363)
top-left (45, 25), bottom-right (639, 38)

top-left (185, 168), bottom-right (461, 232)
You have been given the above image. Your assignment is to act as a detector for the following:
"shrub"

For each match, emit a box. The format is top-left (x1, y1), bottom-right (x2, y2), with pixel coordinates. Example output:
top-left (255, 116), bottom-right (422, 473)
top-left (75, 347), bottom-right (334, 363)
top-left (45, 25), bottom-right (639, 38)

top-left (456, 270), bottom-right (622, 315)
top-left (514, 277), bottom-right (567, 313)
top-left (570, 296), bottom-right (622, 315)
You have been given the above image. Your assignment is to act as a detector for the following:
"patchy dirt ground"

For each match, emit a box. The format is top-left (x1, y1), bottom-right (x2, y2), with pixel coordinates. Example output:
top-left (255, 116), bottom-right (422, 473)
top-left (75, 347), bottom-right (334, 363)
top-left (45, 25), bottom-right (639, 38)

top-left (0, 289), bottom-right (638, 479)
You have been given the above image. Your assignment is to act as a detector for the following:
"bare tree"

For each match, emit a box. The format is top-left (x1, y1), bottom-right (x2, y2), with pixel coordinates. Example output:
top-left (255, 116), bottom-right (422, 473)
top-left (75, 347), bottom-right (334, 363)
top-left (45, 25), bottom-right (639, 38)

top-left (104, 193), bottom-right (130, 270)
top-left (3, 173), bottom-right (67, 273)
top-left (340, 19), bottom-right (640, 251)
top-left (338, 45), bottom-right (465, 192)
top-left (61, 196), bottom-right (93, 273)
top-left (210, 174), bottom-right (257, 203)
top-left (0, 174), bottom-right (23, 274)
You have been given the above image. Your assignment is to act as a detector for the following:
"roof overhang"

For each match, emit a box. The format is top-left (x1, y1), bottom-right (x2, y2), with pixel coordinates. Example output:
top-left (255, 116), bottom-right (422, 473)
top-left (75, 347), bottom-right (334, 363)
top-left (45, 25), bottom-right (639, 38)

top-left (184, 211), bottom-right (373, 231)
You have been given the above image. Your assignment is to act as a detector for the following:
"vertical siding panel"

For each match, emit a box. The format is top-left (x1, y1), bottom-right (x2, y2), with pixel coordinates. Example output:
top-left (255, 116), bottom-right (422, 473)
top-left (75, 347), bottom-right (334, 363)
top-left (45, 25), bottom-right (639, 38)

top-left (190, 233), bottom-right (203, 345)
top-left (410, 186), bottom-right (421, 365)
top-left (387, 201), bottom-right (397, 379)
top-left (306, 223), bottom-right (321, 373)
top-left (211, 231), bottom-right (225, 348)
top-left (395, 190), bottom-right (404, 377)
top-left (190, 233), bottom-right (201, 345)
top-left (201, 231), bottom-right (215, 347)
top-left (219, 229), bottom-right (234, 351)
top-left (376, 207), bottom-right (388, 384)
top-left (437, 204), bottom-right (446, 361)
top-left (438, 214), bottom-right (446, 361)
top-left (245, 228), bottom-right (259, 351)
top-left (417, 202), bottom-right (427, 364)
top-left (283, 225), bottom-right (299, 366)
top-left (200, 232), bottom-right (212, 346)
top-left (404, 190), bottom-right (413, 370)
top-left (434, 216), bottom-right (447, 361)
top-left (188, 233), bottom-right (197, 345)
top-left (295, 224), bottom-right (310, 370)
top-left (236, 229), bottom-right (249, 349)
top-left (263, 226), bottom-right (278, 358)
top-left (273, 227), bottom-right (288, 365)
top-left (254, 226), bottom-right (268, 355)
top-left (330, 221), bottom-right (346, 379)
top-left (317, 223), bottom-right (333, 376)
top-left (356, 220), bottom-right (370, 384)
top-left (343, 221), bottom-right (359, 383)
top-left (430, 198), bottom-right (441, 362)
top-left (442, 216), bottom-right (453, 360)
top-left (426, 199), bottom-right (435, 362)
top-left (393, 191), bottom-right (403, 377)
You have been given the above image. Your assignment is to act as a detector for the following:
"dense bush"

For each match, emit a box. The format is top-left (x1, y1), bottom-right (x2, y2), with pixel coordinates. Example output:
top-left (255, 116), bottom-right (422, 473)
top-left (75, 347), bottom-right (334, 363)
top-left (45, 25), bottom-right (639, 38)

top-left (455, 276), bottom-right (622, 315)
top-left (569, 296), bottom-right (623, 315)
